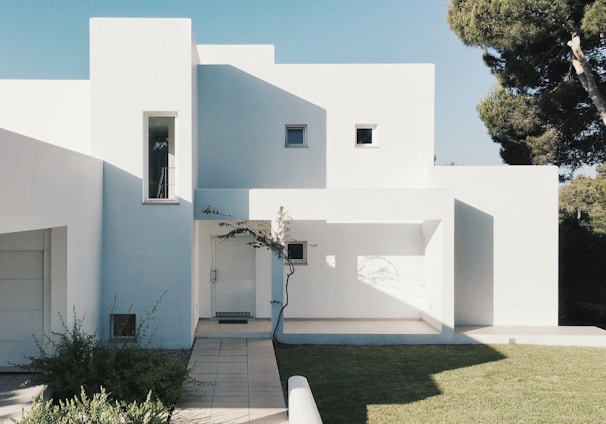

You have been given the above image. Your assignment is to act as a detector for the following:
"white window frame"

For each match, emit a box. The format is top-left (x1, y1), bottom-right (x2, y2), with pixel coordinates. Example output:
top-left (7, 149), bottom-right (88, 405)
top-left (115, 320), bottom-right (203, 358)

top-left (355, 124), bottom-right (378, 147)
top-left (285, 125), bottom-right (307, 148)
top-left (286, 241), bottom-right (307, 265)
top-left (143, 112), bottom-right (178, 204)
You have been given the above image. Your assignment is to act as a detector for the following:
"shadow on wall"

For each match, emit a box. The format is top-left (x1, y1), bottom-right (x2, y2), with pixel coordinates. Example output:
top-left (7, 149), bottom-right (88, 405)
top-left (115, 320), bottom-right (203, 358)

top-left (197, 65), bottom-right (327, 189)
top-left (101, 162), bottom-right (193, 348)
top-left (454, 200), bottom-right (494, 325)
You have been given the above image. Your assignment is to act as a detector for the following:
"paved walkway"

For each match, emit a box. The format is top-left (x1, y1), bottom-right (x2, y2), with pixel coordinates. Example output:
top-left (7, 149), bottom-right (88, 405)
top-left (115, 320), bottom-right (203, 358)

top-left (0, 374), bottom-right (45, 423)
top-left (171, 338), bottom-right (288, 424)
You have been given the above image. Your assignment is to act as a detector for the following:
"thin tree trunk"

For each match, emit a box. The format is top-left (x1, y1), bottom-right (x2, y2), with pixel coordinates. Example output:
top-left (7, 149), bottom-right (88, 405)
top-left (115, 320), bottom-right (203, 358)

top-left (568, 33), bottom-right (606, 127)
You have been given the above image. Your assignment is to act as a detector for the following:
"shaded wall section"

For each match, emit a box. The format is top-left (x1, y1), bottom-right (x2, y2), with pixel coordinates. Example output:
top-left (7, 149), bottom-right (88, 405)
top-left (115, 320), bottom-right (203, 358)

top-left (454, 200), bottom-right (494, 325)
top-left (0, 128), bottom-right (103, 337)
top-left (198, 65), bottom-right (327, 189)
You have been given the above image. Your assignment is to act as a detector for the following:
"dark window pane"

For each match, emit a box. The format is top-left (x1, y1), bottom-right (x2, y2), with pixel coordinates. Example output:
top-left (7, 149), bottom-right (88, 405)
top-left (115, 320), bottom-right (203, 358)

top-left (286, 127), bottom-right (305, 146)
top-left (112, 314), bottom-right (136, 337)
top-left (356, 128), bottom-right (373, 144)
top-left (288, 243), bottom-right (304, 260)
top-left (148, 116), bottom-right (174, 199)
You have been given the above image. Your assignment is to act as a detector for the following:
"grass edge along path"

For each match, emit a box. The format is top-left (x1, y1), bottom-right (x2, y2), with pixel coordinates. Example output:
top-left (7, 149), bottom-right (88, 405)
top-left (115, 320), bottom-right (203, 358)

top-left (275, 344), bottom-right (606, 424)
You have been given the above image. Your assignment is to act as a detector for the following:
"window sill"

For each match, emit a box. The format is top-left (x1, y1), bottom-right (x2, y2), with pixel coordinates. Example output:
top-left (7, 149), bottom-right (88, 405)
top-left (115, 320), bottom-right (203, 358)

top-left (142, 199), bottom-right (179, 205)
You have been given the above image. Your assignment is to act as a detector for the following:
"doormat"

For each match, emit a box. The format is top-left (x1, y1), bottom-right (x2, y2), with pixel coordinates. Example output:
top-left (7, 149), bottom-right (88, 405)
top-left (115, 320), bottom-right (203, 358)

top-left (218, 319), bottom-right (248, 324)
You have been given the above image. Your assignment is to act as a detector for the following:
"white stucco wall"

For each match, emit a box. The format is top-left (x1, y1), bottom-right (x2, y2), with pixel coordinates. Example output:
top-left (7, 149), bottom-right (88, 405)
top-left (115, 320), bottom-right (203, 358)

top-left (0, 80), bottom-right (91, 154)
top-left (285, 221), bottom-right (426, 319)
top-left (0, 129), bottom-right (103, 335)
top-left (430, 166), bottom-right (559, 326)
top-left (197, 62), bottom-right (434, 190)
top-left (90, 18), bottom-right (196, 348)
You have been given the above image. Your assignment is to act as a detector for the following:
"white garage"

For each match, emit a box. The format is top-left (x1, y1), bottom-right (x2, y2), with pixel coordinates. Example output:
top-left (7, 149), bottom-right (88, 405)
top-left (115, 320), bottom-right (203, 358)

top-left (0, 229), bottom-right (48, 370)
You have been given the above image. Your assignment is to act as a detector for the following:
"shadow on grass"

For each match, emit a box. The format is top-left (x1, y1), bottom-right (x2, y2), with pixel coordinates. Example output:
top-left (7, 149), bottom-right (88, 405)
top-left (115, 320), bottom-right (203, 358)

top-left (275, 344), bottom-right (505, 424)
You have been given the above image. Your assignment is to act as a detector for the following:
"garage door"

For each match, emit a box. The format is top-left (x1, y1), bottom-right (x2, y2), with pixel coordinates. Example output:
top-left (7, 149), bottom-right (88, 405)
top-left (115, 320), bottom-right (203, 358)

top-left (0, 230), bottom-right (46, 369)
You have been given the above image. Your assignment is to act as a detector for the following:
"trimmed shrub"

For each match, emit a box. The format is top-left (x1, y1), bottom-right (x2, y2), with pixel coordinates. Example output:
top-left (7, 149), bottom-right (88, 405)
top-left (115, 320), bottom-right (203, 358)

top-left (24, 310), bottom-right (190, 407)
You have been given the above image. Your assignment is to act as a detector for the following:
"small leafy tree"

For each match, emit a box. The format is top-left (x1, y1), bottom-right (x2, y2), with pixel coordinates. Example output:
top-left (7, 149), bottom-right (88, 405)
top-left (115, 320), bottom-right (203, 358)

top-left (202, 206), bottom-right (300, 342)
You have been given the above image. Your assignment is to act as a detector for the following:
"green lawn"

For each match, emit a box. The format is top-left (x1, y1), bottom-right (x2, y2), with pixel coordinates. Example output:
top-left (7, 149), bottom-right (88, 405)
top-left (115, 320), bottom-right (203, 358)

top-left (275, 344), bottom-right (606, 424)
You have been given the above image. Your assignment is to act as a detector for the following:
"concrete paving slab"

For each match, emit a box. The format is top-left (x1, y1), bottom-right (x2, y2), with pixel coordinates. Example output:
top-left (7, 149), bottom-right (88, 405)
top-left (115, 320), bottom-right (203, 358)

top-left (172, 338), bottom-right (288, 424)
top-left (0, 374), bottom-right (45, 424)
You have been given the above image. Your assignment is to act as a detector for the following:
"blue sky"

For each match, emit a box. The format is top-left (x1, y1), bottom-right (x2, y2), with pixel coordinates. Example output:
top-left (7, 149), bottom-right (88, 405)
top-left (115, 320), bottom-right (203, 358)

top-left (0, 0), bottom-right (501, 166)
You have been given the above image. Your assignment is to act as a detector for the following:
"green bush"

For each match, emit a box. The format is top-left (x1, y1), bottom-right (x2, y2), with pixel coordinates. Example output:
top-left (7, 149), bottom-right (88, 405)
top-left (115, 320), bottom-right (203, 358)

top-left (24, 310), bottom-right (190, 407)
top-left (13, 386), bottom-right (169, 424)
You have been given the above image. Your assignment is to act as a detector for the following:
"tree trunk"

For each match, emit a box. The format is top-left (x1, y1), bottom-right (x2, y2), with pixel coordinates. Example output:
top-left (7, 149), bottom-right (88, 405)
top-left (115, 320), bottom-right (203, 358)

top-left (568, 33), bottom-right (606, 127)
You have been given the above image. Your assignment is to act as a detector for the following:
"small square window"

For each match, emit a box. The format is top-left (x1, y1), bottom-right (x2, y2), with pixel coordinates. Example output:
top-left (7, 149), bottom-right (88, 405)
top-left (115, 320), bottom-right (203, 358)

top-left (356, 124), bottom-right (378, 147)
top-left (287, 241), bottom-right (307, 264)
top-left (285, 125), bottom-right (307, 147)
top-left (110, 314), bottom-right (136, 338)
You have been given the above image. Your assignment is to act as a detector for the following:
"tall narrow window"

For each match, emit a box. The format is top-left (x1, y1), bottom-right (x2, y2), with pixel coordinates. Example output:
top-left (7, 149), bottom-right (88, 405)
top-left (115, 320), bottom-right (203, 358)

top-left (145, 114), bottom-right (176, 202)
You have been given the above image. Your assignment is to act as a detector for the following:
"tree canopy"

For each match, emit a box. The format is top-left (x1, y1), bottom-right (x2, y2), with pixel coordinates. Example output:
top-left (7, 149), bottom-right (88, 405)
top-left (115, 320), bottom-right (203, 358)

top-left (560, 165), bottom-right (606, 233)
top-left (448, 0), bottom-right (606, 179)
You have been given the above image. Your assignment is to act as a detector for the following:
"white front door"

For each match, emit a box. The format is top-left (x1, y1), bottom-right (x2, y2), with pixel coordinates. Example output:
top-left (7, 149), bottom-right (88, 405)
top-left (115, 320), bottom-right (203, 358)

top-left (212, 237), bottom-right (255, 318)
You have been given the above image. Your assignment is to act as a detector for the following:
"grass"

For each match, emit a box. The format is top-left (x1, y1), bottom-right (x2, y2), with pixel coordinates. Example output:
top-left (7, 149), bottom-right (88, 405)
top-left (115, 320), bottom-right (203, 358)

top-left (275, 344), bottom-right (606, 424)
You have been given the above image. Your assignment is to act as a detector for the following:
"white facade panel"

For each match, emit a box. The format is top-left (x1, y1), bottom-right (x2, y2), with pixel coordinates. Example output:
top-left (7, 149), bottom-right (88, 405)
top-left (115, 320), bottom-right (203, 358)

top-left (0, 80), bottom-right (90, 154)
top-left (430, 166), bottom-right (559, 326)
top-left (197, 63), bottom-right (435, 190)
top-left (90, 18), bottom-right (196, 348)
top-left (285, 221), bottom-right (426, 319)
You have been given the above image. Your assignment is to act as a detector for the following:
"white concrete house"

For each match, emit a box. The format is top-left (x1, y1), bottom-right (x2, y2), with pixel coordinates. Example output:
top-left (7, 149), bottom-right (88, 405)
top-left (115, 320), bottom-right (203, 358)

top-left (0, 18), bottom-right (559, 368)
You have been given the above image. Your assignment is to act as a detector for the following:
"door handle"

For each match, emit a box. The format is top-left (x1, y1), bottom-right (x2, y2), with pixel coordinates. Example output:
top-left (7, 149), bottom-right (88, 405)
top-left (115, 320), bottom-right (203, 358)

top-left (211, 269), bottom-right (217, 283)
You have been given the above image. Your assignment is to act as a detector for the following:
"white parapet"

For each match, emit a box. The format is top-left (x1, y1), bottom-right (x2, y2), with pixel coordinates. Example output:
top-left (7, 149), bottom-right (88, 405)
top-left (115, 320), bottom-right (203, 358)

top-left (288, 375), bottom-right (323, 424)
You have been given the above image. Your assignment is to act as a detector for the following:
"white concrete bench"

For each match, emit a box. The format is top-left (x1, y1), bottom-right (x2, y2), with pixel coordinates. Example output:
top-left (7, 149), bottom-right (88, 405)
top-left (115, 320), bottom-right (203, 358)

top-left (288, 375), bottom-right (322, 424)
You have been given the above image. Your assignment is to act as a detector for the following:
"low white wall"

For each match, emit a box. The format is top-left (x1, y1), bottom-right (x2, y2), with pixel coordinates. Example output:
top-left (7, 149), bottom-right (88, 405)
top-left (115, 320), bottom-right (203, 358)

top-left (0, 129), bottom-right (103, 334)
top-left (430, 166), bottom-right (559, 326)
top-left (288, 376), bottom-right (322, 424)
